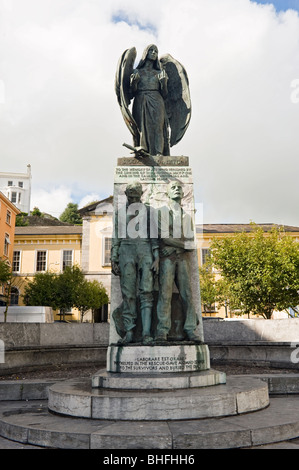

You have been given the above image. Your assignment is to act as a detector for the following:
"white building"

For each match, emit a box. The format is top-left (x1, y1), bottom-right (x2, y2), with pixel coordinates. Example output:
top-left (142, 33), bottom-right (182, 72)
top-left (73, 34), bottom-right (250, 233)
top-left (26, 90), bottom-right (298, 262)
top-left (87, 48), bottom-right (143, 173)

top-left (0, 164), bottom-right (32, 214)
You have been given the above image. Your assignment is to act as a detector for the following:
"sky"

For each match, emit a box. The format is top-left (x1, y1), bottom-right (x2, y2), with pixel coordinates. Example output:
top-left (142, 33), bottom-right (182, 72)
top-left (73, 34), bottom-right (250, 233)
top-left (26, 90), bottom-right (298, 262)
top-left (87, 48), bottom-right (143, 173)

top-left (0, 0), bottom-right (299, 226)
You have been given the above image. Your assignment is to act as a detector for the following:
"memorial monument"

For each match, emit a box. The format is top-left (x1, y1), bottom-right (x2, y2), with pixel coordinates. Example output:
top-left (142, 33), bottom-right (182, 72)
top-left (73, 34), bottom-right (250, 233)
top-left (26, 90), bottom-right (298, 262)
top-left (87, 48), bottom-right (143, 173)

top-left (47, 45), bottom-right (271, 430)
top-left (106, 44), bottom-right (211, 374)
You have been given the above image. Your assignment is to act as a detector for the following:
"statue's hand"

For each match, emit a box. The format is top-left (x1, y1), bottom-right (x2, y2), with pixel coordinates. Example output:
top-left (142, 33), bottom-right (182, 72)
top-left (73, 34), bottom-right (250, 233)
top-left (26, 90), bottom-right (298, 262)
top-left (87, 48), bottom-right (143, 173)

top-left (161, 246), bottom-right (176, 257)
top-left (130, 70), bottom-right (140, 85)
top-left (151, 258), bottom-right (159, 275)
top-left (158, 69), bottom-right (167, 82)
top-left (111, 261), bottom-right (120, 276)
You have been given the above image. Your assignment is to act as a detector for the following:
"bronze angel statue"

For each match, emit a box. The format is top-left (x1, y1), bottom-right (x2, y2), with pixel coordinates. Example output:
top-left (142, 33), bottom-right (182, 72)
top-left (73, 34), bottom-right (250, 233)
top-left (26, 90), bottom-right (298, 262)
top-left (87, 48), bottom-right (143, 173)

top-left (115, 44), bottom-right (191, 157)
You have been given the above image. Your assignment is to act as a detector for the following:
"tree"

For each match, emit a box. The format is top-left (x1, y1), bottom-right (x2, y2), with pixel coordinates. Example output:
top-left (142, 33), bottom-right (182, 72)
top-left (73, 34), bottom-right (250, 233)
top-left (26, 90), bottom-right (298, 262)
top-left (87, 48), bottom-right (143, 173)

top-left (23, 271), bottom-right (58, 309)
top-left (0, 259), bottom-right (24, 322)
top-left (55, 265), bottom-right (85, 321)
top-left (199, 265), bottom-right (218, 313)
top-left (31, 207), bottom-right (42, 217)
top-left (0, 258), bottom-right (11, 285)
top-left (23, 265), bottom-right (108, 322)
top-left (0, 259), bottom-right (12, 322)
top-left (15, 212), bottom-right (29, 227)
top-left (59, 203), bottom-right (82, 225)
top-left (210, 224), bottom-right (299, 319)
top-left (74, 279), bottom-right (109, 322)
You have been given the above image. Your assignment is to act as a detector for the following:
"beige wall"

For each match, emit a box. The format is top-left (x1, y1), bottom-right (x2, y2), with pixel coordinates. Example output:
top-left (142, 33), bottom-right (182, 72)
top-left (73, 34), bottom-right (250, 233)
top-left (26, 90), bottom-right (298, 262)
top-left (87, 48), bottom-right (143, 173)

top-left (12, 211), bottom-right (299, 321)
top-left (13, 233), bottom-right (82, 321)
top-left (81, 213), bottom-right (112, 295)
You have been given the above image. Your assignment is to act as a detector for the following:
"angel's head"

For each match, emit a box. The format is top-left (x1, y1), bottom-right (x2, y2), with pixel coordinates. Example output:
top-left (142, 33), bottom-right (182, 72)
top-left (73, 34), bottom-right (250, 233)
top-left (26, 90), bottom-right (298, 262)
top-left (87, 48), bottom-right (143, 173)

top-left (146, 45), bottom-right (158, 62)
top-left (137, 44), bottom-right (161, 70)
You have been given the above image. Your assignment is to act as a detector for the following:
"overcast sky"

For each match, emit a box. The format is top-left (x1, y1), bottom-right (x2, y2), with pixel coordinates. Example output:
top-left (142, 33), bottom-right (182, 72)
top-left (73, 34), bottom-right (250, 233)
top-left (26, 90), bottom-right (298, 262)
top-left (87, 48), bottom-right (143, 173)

top-left (1, 0), bottom-right (299, 226)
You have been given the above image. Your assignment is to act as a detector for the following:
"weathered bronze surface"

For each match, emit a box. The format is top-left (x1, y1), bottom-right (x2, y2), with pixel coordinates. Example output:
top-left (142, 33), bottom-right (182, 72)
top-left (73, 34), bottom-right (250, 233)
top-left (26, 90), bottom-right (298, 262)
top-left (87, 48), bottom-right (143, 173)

top-left (111, 182), bottom-right (159, 345)
top-left (115, 44), bottom-right (191, 157)
top-left (155, 181), bottom-right (201, 343)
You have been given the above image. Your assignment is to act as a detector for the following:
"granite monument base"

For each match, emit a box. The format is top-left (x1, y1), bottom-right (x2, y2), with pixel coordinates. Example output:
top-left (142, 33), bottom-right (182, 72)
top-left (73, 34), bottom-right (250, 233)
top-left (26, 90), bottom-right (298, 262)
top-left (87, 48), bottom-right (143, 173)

top-left (106, 343), bottom-right (210, 374)
top-left (92, 368), bottom-right (226, 390)
top-left (48, 375), bottom-right (269, 421)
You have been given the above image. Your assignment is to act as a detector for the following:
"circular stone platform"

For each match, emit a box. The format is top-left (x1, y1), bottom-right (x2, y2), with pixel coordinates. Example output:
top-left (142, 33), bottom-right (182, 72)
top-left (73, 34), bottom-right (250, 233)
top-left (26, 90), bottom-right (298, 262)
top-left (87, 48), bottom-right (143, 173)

top-left (91, 368), bottom-right (226, 389)
top-left (48, 376), bottom-right (269, 421)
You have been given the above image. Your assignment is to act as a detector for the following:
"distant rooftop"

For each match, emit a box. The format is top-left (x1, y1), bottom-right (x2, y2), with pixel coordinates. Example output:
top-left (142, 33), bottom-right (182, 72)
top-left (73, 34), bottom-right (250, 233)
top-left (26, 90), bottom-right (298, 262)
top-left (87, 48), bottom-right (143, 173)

top-left (15, 225), bottom-right (82, 236)
top-left (78, 196), bottom-right (113, 215)
top-left (197, 224), bottom-right (299, 233)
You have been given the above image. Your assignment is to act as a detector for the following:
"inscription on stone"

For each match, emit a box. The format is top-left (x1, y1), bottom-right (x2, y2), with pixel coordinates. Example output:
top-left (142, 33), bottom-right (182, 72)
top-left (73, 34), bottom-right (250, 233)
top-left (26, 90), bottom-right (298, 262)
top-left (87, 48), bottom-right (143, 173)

top-left (115, 166), bottom-right (193, 183)
top-left (113, 354), bottom-right (205, 372)
top-left (107, 345), bottom-right (210, 374)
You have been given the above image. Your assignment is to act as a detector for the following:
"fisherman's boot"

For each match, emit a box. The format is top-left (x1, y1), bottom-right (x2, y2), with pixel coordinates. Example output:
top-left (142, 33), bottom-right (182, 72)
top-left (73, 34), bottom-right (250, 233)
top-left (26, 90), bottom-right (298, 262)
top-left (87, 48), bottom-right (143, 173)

top-left (141, 308), bottom-right (153, 345)
top-left (118, 329), bottom-right (134, 345)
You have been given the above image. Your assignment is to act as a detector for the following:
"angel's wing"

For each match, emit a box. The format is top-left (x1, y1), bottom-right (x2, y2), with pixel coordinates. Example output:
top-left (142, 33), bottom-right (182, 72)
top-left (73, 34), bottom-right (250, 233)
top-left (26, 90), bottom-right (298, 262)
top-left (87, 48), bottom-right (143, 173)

top-left (160, 54), bottom-right (191, 147)
top-left (115, 47), bottom-right (140, 144)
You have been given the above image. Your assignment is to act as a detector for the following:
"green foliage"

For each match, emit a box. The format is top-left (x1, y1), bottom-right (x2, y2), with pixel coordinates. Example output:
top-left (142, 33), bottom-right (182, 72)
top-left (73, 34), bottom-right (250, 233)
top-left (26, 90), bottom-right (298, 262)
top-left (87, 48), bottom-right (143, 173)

top-left (23, 271), bottom-right (58, 308)
top-left (210, 224), bottom-right (299, 318)
top-left (23, 266), bottom-right (109, 322)
top-left (31, 207), bottom-right (42, 217)
top-left (199, 265), bottom-right (218, 312)
top-left (0, 258), bottom-right (11, 284)
top-left (74, 279), bottom-right (109, 322)
top-left (59, 203), bottom-right (82, 225)
top-left (0, 259), bottom-right (24, 322)
top-left (15, 212), bottom-right (29, 226)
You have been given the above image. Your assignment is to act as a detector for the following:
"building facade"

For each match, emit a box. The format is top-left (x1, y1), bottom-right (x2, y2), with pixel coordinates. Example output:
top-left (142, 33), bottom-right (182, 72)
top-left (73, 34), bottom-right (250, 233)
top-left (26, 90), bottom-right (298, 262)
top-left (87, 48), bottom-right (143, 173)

top-left (0, 165), bottom-right (32, 214)
top-left (0, 191), bottom-right (20, 265)
top-left (13, 225), bottom-right (82, 320)
top-left (11, 196), bottom-right (299, 321)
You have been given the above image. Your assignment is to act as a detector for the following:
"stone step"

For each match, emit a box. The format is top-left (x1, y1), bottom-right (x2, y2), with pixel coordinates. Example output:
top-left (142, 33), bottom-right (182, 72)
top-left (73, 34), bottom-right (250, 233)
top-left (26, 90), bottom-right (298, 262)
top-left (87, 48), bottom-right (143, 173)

top-left (1, 396), bottom-right (299, 449)
top-left (47, 376), bottom-right (269, 420)
top-left (91, 368), bottom-right (226, 389)
top-left (1, 373), bottom-right (299, 401)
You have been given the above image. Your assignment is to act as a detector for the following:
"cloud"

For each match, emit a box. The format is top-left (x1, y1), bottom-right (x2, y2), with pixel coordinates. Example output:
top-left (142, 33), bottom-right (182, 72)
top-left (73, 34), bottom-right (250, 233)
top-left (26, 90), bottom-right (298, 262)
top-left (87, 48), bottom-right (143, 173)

top-left (31, 186), bottom-right (72, 217)
top-left (78, 193), bottom-right (102, 209)
top-left (0, 0), bottom-right (299, 226)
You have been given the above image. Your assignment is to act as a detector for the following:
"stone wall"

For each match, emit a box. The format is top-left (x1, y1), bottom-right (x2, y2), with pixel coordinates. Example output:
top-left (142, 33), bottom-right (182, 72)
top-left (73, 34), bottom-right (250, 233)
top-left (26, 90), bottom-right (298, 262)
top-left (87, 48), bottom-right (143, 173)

top-left (0, 322), bottom-right (109, 348)
top-left (0, 323), bottom-right (110, 375)
top-left (1, 320), bottom-right (299, 374)
top-left (203, 318), bottom-right (299, 343)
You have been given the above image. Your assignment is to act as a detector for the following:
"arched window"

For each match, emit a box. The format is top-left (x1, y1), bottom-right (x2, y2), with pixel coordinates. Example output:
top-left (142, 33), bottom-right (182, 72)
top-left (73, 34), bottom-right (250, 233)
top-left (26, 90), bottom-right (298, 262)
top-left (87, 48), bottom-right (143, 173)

top-left (10, 287), bottom-right (19, 306)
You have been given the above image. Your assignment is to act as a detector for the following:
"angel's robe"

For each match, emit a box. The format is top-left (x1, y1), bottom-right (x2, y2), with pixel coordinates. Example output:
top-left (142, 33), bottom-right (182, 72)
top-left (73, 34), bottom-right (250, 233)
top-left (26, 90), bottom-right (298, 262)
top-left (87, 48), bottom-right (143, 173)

top-left (131, 68), bottom-right (170, 156)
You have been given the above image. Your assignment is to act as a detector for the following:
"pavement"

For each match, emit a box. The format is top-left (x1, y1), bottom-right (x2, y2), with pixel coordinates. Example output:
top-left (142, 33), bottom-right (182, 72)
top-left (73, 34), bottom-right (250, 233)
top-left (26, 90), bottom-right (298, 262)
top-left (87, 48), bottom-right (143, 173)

top-left (1, 370), bottom-right (299, 450)
top-left (0, 434), bottom-right (299, 449)
top-left (0, 435), bottom-right (42, 449)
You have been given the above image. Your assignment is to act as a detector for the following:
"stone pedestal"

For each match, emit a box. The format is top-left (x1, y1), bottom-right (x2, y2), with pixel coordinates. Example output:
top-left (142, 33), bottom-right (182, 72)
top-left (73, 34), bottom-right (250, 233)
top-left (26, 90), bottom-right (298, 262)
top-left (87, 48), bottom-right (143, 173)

top-left (109, 155), bottom-right (204, 345)
top-left (106, 344), bottom-right (210, 374)
top-left (44, 156), bottom-right (275, 426)
top-left (90, 155), bottom-right (225, 409)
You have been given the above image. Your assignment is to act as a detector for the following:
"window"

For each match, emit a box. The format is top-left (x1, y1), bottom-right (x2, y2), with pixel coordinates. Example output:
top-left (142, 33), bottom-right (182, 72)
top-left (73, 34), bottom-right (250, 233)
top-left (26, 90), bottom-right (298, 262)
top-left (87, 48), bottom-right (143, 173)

top-left (12, 251), bottom-right (21, 272)
top-left (18, 193), bottom-right (21, 203)
top-left (62, 250), bottom-right (73, 271)
top-left (7, 181), bottom-right (13, 186)
top-left (36, 251), bottom-right (47, 272)
top-left (10, 287), bottom-right (19, 306)
top-left (201, 248), bottom-right (211, 266)
top-left (103, 237), bottom-right (112, 266)
top-left (6, 210), bottom-right (11, 225)
top-left (11, 192), bottom-right (17, 204)
top-left (4, 234), bottom-right (10, 257)
top-left (18, 182), bottom-right (23, 188)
